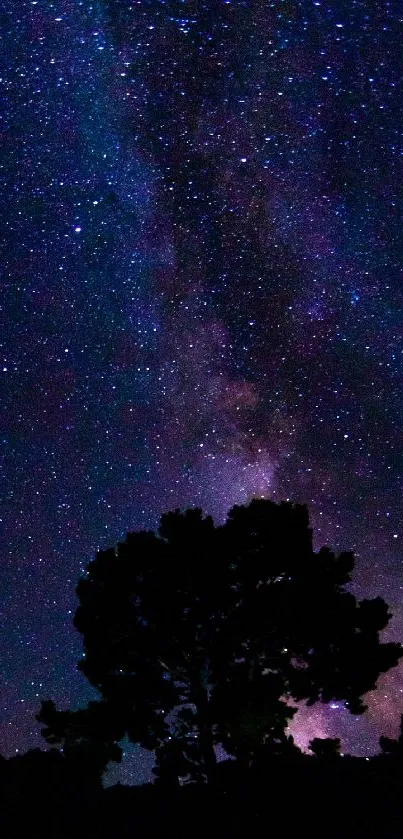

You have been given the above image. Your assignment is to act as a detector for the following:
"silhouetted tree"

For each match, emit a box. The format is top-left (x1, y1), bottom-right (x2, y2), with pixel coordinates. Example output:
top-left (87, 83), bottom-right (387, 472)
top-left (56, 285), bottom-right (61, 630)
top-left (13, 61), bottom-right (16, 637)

top-left (379, 714), bottom-right (403, 757)
top-left (39, 500), bottom-right (402, 784)
top-left (309, 737), bottom-right (342, 758)
top-left (37, 699), bottom-right (123, 776)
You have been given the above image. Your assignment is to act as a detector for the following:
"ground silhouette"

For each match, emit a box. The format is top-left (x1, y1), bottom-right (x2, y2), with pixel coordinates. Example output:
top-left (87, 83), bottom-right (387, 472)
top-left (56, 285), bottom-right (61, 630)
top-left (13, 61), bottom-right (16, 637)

top-left (2, 746), bottom-right (403, 838)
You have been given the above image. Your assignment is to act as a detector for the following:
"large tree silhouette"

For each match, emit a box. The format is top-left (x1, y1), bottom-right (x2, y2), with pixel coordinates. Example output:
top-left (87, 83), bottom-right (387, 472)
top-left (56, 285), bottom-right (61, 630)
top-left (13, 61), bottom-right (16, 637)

top-left (38, 500), bottom-right (402, 784)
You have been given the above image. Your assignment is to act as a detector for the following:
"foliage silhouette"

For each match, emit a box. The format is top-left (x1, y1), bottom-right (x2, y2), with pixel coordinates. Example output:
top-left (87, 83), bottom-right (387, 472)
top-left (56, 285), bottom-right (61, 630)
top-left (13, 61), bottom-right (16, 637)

top-left (309, 736), bottom-right (342, 758)
top-left (37, 699), bottom-right (123, 773)
top-left (379, 714), bottom-right (403, 757)
top-left (38, 499), bottom-right (402, 784)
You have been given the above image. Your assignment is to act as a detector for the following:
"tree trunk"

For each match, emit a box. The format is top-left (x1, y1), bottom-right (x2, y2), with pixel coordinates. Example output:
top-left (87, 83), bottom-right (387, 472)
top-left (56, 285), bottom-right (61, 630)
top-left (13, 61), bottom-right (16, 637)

top-left (194, 685), bottom-right (217, 784)
top-left (199, 719), bottom-right (217, 783)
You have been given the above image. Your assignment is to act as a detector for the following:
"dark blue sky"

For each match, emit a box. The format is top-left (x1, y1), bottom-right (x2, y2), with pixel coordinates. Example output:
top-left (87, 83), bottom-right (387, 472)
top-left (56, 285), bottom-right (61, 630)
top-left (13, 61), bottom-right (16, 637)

top-left (1, 0), bottom-right (403, 779)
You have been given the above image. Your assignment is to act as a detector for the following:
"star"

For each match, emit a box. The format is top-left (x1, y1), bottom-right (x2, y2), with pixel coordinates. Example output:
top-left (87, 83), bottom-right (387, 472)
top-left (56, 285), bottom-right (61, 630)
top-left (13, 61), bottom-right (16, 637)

top-left (1, 0), bottom-right (402, 780)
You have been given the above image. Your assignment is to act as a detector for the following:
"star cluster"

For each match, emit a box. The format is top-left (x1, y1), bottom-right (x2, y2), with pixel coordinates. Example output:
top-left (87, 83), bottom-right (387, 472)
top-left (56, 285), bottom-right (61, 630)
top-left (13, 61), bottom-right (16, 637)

top-left (1, 0), bottom-right (403, 777)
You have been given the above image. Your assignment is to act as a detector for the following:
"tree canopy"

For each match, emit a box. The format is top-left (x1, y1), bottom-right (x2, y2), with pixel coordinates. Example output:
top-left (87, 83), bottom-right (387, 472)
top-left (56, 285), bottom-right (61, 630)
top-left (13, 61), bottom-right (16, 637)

top-left (38, 499), bottom-right (402, 784)
top-left (379, 714), bottom-right (403, 757)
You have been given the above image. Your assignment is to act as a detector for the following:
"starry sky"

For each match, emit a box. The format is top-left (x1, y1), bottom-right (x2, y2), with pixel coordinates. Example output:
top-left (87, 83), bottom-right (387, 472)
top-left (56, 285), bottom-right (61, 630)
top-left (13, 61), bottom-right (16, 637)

top-left (1, 0), bottom-right (403, 781)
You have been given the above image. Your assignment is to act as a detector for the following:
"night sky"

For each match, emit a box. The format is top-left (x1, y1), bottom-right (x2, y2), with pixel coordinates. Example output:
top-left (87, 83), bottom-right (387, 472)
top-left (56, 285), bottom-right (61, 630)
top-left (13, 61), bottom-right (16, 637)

top-left (1, 0), bottom-right (403, 782)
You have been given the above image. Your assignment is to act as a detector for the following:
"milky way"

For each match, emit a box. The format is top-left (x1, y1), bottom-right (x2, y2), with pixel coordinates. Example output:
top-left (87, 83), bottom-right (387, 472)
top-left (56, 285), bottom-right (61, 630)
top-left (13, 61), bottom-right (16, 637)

top-left (1, 0), bottom-right (403, 781)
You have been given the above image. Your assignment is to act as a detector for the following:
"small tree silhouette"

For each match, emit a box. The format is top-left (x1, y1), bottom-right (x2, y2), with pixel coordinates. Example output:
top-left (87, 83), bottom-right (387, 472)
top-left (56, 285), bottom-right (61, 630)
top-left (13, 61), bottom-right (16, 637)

top-left (379, 714), bottom-right (403, 757)
top-left (37, 699), bottom-right (123, 776)
top-left (38, 500), bottom-right (402, 784)
top-left (309, 737), bottom-right (341, 758)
